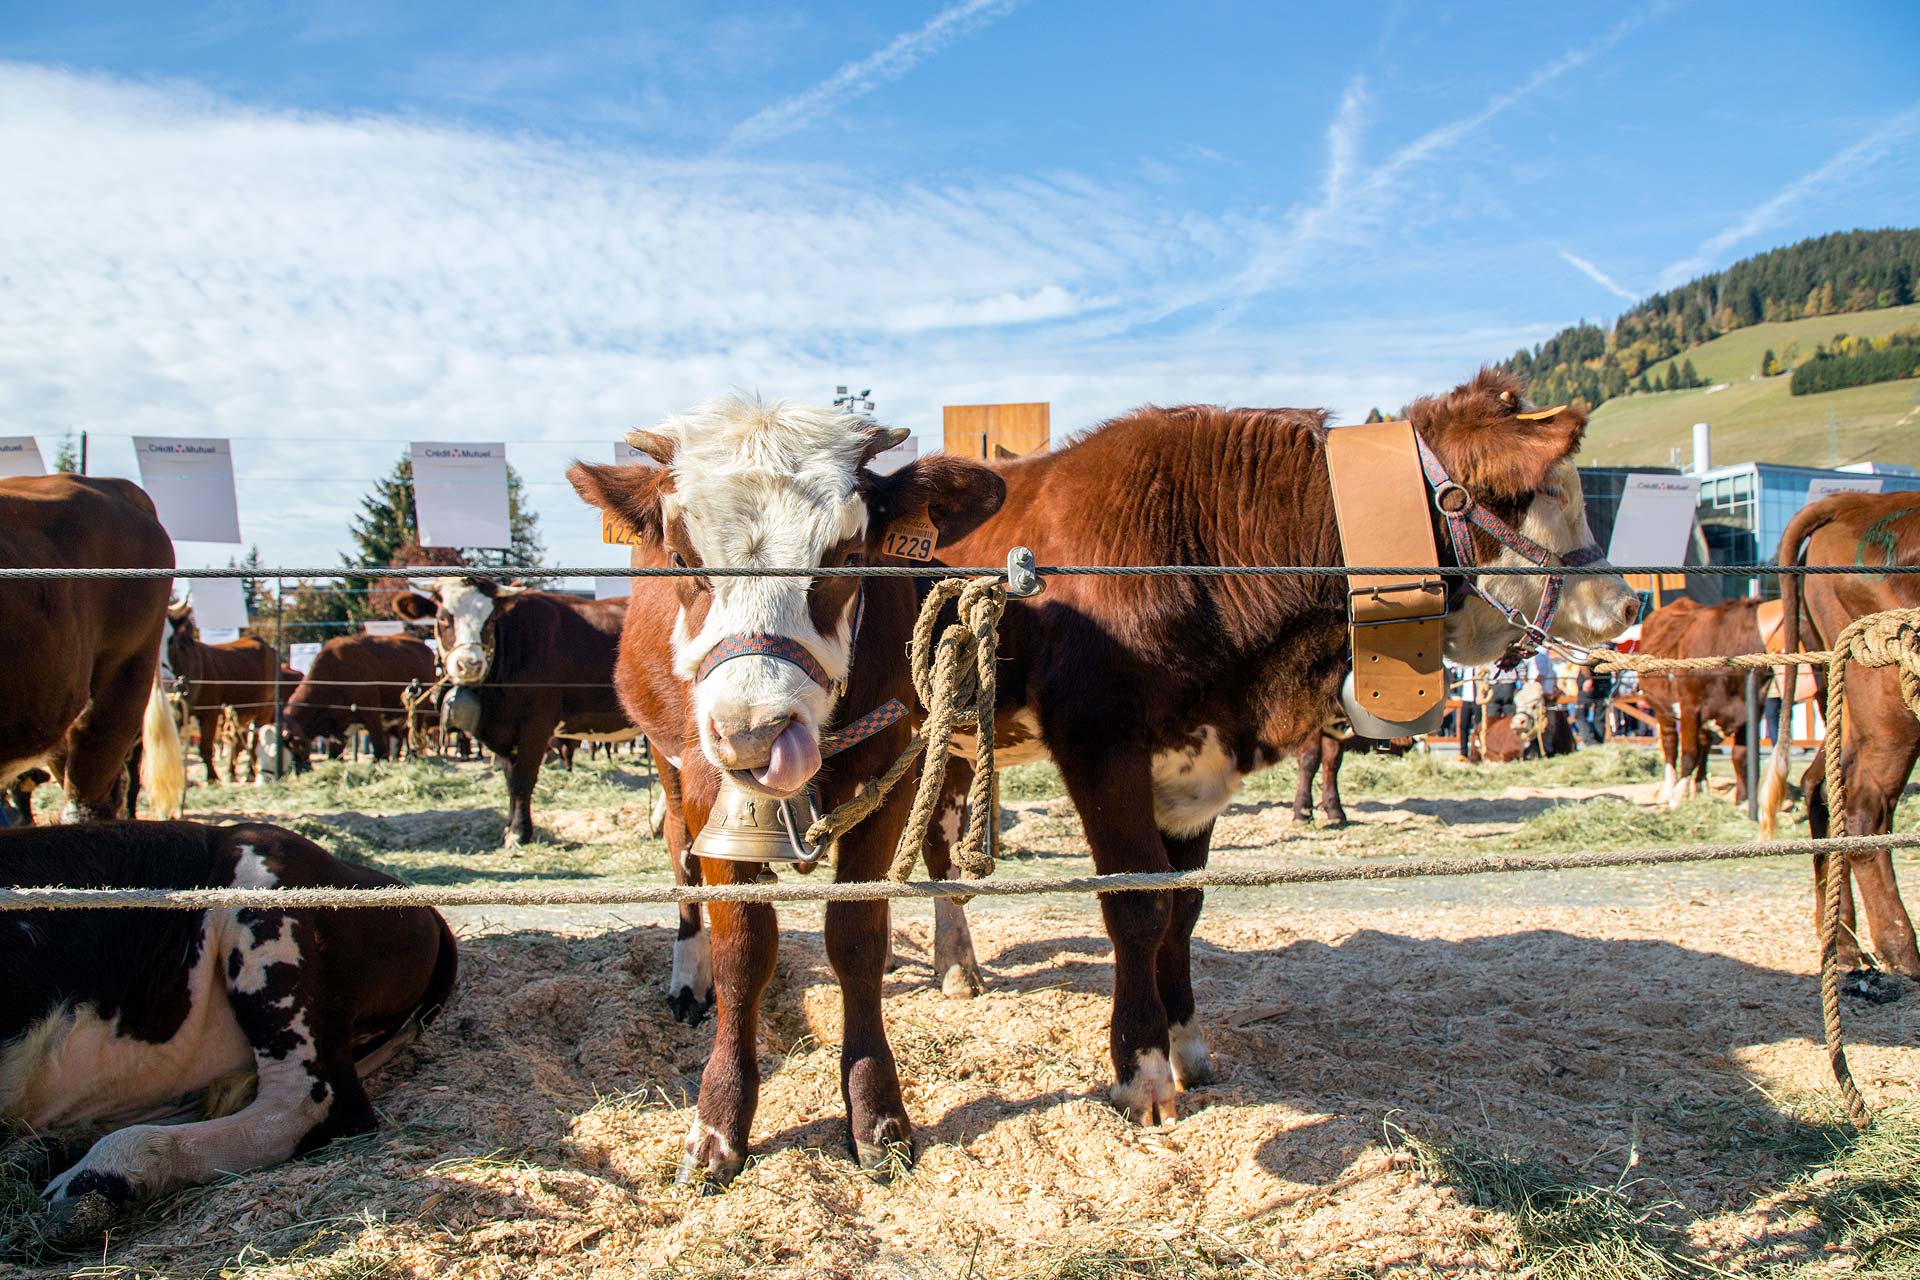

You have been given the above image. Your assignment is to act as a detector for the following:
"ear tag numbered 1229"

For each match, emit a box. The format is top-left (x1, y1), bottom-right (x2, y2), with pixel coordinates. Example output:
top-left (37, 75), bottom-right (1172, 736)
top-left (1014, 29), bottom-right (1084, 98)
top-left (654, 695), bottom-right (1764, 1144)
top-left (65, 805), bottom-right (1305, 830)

top-left (882, 514), bottom-right (938, 562)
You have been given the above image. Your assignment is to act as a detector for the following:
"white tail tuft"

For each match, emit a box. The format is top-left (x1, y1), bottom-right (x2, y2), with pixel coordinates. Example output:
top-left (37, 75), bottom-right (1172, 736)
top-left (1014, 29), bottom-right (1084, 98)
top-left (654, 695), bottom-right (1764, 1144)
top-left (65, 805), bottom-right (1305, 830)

top-left (141, 679), bottom-right (186, 819)
top-left (1758, 736), bottom-right (1792, 840)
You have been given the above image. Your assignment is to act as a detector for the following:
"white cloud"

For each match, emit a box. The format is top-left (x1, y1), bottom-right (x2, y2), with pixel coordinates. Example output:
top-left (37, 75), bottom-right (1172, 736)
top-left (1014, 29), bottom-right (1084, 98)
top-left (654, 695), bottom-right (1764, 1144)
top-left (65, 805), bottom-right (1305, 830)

top-left (1558, 249), bottom-right (1639, 303)
top-left (1657, 102), bottom-right (1920, 288)
top-left (728, 0), bottom-right (1019, 147)
top-left (5, 60), bottom-right (1513, 571)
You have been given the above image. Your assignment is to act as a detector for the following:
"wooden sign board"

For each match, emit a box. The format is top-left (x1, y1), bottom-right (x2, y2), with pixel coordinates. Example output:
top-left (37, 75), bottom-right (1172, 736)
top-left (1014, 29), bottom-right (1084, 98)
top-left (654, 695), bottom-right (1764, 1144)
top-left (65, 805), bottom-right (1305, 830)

top-left (943, 402), bottom-right (1049, 460)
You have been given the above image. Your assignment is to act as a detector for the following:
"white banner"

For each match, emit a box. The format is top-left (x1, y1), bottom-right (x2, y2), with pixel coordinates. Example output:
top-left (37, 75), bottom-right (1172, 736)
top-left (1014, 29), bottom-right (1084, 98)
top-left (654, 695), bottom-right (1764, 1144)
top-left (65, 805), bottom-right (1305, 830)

top-left (410, 442), bottom-right (510, 549)
top-left (199, 627), bottom-right (241, 645)
top-left (188, 577), bottom-right (250, 633)
top-left (1807, 476), bottom-right (1883, 500)
top-left (1607, 473), bottom-right (1700, 567)
top-left (0, 437), bottom-right (44, 477)
top-left (362, 619), bottom-right (406, 637)
top-left (134, 438), bottom-right (242, 543)
top-left (289, 641), bottom-right (323, 674)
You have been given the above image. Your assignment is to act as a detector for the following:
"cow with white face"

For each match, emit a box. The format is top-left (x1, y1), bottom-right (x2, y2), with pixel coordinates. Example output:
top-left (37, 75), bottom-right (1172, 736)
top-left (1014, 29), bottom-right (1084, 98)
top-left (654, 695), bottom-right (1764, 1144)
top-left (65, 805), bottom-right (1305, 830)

top-left (569, 395), bottom-right (1003, 1184)
top-left (393, 577), bottom-right (633, 846)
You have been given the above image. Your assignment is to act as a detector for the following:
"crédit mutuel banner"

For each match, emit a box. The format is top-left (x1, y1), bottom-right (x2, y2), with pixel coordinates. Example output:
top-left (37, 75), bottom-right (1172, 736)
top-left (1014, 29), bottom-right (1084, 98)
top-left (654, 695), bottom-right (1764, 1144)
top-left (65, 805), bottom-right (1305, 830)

top-left (0, 437), bottom-right (45, 477)
top-left (133, 437), bottom-right (242, 543)
top-left (410, 442), bottom-right (510, 549)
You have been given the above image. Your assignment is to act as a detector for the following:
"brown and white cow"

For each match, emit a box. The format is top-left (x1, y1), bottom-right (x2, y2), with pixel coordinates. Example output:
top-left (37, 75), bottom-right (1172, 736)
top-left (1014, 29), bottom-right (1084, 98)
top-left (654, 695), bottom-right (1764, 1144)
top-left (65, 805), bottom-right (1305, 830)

top-left (164, 603), bottom-right (283, 785)
top-left (1760, 491), bottom-right (1920, 980)
top-left (0, 475), bottom-right (185, 823)
top-left (916, 370), bottom-right (1638, 1123)
top-left (568, 396), bottom-right (1003, 1183)
top-left (1291, 728), bottom-right (1415, 827)
top-left (393, 579), bottom-right (633, 845)
top-left (1636, 597), bottom-right (1767, 807)
top-left (1, 819), bottom-right (456, 1237)
top-left (273, 632), bottom-right (438, 767)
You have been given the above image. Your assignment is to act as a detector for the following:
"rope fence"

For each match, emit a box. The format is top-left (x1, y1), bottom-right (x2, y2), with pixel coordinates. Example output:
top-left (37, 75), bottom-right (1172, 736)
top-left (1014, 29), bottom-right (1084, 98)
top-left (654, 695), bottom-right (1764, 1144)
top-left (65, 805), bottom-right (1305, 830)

top-left (7, 833), bottom-right (1915, 911)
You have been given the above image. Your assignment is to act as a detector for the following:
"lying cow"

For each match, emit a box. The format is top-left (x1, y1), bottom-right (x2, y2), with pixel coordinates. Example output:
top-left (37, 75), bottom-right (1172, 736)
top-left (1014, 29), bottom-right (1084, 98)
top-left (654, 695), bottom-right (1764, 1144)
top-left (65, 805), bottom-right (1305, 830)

top-left (0, 474), bottom-right (184, 823)
top-left (1, 819), bottom-right (456, 1236)
top-left (1761, 491), bottom-right (1920, 980)
top-left (1474, 683), bottom-right (1577, 762)
top-left (569, 396), bottom-right (1003, 1182)
top-left (1292, 726), bottom-right (1415, 827)
top-left (274, 632), bottom-right (438, 767)
top-left (916, 370), bottom-right (1638, 1124)
top-left (394, 580), bottom-right (632, 845)
top-left (1637, 597), bottom-right (1766, 806)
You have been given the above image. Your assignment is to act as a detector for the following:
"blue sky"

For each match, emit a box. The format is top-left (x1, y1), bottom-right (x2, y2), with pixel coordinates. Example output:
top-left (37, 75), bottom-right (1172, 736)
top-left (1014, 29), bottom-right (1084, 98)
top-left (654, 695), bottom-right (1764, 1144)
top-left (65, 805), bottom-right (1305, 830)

top-left (3, 0), bottom-right (1917, 573)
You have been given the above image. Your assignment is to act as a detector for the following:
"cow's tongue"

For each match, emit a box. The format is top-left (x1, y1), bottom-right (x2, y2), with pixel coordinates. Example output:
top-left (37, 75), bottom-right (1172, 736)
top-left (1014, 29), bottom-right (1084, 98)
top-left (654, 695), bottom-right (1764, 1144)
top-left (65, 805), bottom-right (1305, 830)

top-left (751, 719), bottom-right (820, 794)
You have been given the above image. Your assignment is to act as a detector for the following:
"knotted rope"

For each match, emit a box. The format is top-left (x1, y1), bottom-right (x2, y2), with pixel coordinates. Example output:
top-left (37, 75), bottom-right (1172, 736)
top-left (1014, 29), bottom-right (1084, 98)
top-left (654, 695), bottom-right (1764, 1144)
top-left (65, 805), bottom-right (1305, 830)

top-left (402, 677), bottom-right (446, 755)
top-left (1595, 606), bottom-right (1920, 1129)
top-left (803, 576), bottom-right (1006, 882)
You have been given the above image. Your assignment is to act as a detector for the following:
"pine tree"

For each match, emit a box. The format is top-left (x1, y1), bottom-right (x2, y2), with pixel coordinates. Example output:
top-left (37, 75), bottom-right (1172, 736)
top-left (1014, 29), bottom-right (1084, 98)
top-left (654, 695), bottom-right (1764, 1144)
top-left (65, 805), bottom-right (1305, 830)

top-left (226, 545), bottom-right (271, 622)
top-left (1680, 357), bottom-right (1701, 388)
top-left (1760, 348), bottom-right (1778, 377)
top-left (52, 433), bottom-right (80, 473)
top-left (1363, 407), bottom-right (1385, 423)
top-left (1635, 372), bottom-right (1651, 394)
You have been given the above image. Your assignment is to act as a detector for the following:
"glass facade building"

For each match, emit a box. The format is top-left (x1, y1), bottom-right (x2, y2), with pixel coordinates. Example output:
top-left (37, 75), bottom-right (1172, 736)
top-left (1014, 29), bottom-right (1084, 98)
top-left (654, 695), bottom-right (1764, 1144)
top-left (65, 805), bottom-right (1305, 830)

top-left (1695, 463), bottom-right (1920, 599)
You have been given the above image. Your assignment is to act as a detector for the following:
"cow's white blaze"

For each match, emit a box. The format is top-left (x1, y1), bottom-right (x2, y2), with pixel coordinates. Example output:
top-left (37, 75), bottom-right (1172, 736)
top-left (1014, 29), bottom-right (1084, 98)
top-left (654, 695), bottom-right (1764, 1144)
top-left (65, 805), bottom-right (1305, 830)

top-left (1445, 460), bottom-right (1638, 666)
top-left (657, 399), bottom-right (879, 795)
top-left (433, 580), bottom-right (497, 685)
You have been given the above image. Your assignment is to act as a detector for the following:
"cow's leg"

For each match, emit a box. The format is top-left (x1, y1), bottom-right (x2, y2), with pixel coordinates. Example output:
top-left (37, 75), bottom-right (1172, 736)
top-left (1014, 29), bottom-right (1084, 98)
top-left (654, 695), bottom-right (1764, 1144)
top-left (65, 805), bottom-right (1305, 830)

top-left (1317, 734), bottom-right (1348, 827)
top-left (41, 909), bottom-right (373, 1235)
top-left (1838, 693), bottom-right (1920, 979)
top-left (1804, 755), bottom-right (1865, 972)
top-left (1672, 703), bottom-right (1703, 806)
top-left (1155, 822), bottom-right (1216, 1091)
top-left (685, 864), bottom-right (777, 1186)
top-left (1291, 738), bottom-right (1317, 824)
top-left (921, 756), bottom-right (984, 997)
top-left (1729, 724), bottom-right (1750, 806)
top-left (1654, 701), bottom-right (1679, 804)
top-left (656, 752), bottom-right (713, 1025)
top-left (58, 657), bottom-right (149, 821)
top-left (365, 721), bottom-right (391, 762)
top-left (195, 712), bottom-right (220, 785)
top-left (502, 736), bottom-right (547, 847)
top-left (1052, 742), bottom-right (1176, 1124)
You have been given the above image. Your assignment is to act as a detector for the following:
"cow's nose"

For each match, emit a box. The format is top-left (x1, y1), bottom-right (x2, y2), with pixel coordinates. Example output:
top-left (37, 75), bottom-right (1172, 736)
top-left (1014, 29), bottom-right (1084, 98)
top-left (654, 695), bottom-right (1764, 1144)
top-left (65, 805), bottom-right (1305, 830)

top-left (1616, 595), bottom-right (1642, 631)
top-left (707, 714), bottom-right (793, 771)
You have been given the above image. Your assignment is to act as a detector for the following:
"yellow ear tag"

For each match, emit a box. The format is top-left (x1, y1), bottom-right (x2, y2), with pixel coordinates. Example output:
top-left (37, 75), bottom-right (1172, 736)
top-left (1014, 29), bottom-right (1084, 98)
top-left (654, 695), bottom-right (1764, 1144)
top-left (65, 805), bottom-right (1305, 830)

top-left (881, 514), bottom-right (938, 562)
top-left (601, 512), bottom-right (645, 545)
top-left (1515, 404), bottom-right (1568, 421)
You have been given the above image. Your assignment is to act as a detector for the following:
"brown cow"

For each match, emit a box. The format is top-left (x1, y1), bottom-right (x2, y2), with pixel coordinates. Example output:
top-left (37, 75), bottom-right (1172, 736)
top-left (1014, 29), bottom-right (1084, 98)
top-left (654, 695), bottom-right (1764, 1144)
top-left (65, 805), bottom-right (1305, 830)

top-left (164, 603), bottom-right (282, 784)
top-left (275, 633), bottom-right (437, 767)
top-left (393, 579), bottom-right (633, 845)
top-left (1636, 597), bottom-right (1766, 806)
top-left (917, 370), bottom-right (1638, 1124)
top-left (1760, 492), bottom-right (1920, 980)
top-left (0, 475), bottom-right (184, 822)
top-left (1291, 728), bottom-right (1414, 827)
top-left (568, 395), bottom-right (1003, 1183)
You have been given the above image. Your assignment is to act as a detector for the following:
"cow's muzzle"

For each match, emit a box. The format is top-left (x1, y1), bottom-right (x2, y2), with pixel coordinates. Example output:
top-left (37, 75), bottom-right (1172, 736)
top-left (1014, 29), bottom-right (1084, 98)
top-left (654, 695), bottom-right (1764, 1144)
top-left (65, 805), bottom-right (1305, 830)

top-left (708, 714), bottom-right (822, 798)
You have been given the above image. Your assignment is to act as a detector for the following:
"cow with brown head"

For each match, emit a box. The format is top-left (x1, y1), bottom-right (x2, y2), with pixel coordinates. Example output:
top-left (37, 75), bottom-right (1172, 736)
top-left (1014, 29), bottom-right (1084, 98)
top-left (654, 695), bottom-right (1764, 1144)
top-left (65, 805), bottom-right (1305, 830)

top-left (569, 395), bottom-right (1003, 1184)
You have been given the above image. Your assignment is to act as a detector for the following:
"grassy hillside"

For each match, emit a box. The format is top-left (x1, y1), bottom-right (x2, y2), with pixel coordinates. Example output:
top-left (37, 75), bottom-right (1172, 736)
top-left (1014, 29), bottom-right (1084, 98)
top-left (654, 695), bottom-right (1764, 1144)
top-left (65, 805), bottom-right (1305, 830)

top-left (1582, 304), bottom-right (1920, 468)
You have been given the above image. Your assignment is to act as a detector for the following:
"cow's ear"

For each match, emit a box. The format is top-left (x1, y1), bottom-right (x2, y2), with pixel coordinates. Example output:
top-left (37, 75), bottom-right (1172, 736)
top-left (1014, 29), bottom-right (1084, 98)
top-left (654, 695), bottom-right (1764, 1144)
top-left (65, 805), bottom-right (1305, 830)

top-left (392, 592), bottom-right (437, 622)
top-left (1409, 368), bottom-right (1585, 500)
top-left (867, 455), bottom-right (1006, 548)
top-left (568, 461), bottom-right (673, 547)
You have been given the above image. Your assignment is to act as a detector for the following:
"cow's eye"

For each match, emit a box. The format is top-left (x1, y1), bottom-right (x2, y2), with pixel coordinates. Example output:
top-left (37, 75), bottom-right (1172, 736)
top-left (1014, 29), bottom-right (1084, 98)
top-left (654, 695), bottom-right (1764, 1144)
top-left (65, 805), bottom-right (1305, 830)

top-left (842, 550), bottom-right (865, 568)
top-left (669, 552), bottom-right (687, 569)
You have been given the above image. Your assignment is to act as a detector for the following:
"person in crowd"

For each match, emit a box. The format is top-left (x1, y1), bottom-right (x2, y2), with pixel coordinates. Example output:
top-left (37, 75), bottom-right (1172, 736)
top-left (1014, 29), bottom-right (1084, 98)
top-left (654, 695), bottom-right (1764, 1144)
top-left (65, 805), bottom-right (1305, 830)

top-left (1485, 665), bottom-right (1519, 720)
top-left (1572, 647), bottom-right (1614, 746)
top-left (1453, 664), bottom-right (1481, 757)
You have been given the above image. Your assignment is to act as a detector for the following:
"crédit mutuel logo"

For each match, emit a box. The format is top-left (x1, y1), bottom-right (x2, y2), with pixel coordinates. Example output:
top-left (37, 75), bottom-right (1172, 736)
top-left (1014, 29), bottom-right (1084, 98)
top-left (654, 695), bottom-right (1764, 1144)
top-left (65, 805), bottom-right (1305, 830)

top-left (420, 447), bottom-right (497, 460)
top-left (142, 441), bottom-right (221, 456)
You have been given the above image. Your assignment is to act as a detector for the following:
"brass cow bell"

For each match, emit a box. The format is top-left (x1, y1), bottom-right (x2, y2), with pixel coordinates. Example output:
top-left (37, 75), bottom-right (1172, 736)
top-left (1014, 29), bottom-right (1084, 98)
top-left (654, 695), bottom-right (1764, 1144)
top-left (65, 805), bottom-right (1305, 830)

top-left (690, 779), bottom-right (824, 868)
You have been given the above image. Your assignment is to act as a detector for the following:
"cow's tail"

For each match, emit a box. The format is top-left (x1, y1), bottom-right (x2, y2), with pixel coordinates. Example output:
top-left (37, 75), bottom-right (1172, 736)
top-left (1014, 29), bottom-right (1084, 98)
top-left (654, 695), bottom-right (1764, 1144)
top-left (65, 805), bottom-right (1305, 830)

top-left (140, 677), bottom-right (186, 820)
top-left (1759, 500), bottom-right (1834, 840)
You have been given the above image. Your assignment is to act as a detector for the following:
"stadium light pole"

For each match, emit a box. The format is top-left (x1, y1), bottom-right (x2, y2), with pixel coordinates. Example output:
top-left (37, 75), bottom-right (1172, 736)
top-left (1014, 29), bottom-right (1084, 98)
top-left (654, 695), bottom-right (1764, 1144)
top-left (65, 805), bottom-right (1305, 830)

top-left (834, 385), bottom-right (875, 415)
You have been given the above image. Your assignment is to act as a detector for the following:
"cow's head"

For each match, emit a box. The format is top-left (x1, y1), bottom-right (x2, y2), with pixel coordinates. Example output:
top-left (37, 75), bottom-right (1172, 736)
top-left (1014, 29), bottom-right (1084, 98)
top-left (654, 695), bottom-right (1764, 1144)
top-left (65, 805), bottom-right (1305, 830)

top-left (1409, 369), bottom-right (1639, 666)
top-left (161, 599), bottom-right (196, 682)
top-left (393, 578), bottom-right (524, 685)
top-left (569, 396), bottom-right (1003, 799)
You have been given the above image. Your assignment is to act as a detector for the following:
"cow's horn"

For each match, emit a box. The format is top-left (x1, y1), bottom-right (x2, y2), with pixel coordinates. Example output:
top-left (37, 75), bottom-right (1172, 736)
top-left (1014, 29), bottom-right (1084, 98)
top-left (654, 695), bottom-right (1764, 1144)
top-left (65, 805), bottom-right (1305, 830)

top-left (624, 430), bottom-right (676, 466)
top-left (861, 427), bottom-right (910, 465)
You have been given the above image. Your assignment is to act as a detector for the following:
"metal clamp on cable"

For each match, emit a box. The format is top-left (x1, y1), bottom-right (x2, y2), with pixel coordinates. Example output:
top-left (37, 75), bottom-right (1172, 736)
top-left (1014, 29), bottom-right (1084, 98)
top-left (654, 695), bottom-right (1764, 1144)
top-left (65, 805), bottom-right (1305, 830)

top-left (1006, 545), bottom-right (1043, 599)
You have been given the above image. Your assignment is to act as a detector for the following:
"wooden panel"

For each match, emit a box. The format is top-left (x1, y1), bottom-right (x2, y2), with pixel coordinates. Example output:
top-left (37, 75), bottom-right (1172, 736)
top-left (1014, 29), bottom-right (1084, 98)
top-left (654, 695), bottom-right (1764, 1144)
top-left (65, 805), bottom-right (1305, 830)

top-left (943, 402), bottom-right (1050, 460)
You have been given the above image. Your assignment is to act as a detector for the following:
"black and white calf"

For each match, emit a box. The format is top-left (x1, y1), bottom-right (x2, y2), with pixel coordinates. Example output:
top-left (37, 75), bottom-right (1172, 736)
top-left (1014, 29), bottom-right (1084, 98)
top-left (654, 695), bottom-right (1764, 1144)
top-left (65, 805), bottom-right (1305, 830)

top-left (1, 821), bottom-right (456, 1236)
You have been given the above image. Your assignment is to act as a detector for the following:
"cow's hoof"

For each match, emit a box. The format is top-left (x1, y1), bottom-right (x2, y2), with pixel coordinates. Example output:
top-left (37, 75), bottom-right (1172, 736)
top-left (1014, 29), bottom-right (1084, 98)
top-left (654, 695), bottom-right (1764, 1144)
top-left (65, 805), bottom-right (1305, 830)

top-left (940, 960), bottom-right (985, 999)
top-left (853, 1119), bottom-right (915, 1180)
top-left (1318, 809), bottom-right (1349, 829)
top-left (1112, 1050), bottom-right (1178, 1126)
top-left (1289, 811), bottom-right (1313, 828)
top-left (678, 1122), bottom-right (745, 1191)
top-left (1843, 969), bottom-right (1903, 1004)
top-left (666, 986), bottom-right (714, 1026)
top-left (1169, 1022), bottom-right (1215, 1089)
top-left (41, 1169), bottom-right (133, 1243)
